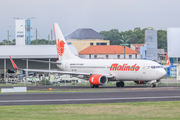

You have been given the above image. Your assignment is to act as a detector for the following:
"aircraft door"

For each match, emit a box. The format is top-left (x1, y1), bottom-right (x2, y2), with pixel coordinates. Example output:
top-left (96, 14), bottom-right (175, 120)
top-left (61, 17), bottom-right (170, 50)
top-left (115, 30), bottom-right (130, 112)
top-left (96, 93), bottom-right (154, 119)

top-left (142, 64), bottom-right (147, 74)
top-left (103, 65), bottom-right (108, 73)
top-left (65, 63), bottom-right (68, 70)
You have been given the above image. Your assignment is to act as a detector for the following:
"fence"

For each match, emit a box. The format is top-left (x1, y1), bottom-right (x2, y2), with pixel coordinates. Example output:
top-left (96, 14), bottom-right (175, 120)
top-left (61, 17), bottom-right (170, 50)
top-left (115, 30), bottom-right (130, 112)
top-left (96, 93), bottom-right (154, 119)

top-left (1, 78), bottom-right (180, 87)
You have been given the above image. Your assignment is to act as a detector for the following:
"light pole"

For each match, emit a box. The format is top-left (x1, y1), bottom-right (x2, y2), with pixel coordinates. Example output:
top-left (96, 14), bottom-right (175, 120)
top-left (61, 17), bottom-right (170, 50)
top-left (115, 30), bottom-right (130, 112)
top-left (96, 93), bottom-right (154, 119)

top-left (7, 30), bottom-right (9, 45)
top-left (7, 25), bottom-right (15, 45)
top-left (30, 27), bottom-right (38, 44)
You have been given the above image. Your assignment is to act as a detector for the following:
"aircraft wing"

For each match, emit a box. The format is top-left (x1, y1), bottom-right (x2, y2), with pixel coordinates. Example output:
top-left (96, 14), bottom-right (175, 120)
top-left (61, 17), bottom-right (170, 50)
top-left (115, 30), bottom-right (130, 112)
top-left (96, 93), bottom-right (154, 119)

top-left (9, 56), bottom-right (113, 78)
top-left (22, 59), bottom-right (60, 64)
top-left (23, 69), bottom-right (91, 75)
top-left (23, 69), bottom-right (113, 78)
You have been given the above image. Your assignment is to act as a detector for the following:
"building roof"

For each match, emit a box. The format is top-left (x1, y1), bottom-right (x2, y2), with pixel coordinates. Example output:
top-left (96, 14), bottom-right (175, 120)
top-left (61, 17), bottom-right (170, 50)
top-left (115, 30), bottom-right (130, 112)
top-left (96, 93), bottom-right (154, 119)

top-left (131, 44), bottom-right (145, 53)
top-left (79, 45), bottom-right (139, 55)
top-left (65, 28), bottom-right (104, 40)
top-left (0, 45), bottom-right (78, 59)
top-left (131, 44), bottom-right (144, 48)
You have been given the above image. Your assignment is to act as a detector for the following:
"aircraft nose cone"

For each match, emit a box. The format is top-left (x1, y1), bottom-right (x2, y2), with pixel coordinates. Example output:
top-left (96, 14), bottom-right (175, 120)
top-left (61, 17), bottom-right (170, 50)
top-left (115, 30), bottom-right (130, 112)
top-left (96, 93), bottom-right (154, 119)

top-left (157, 69), bottom-right (166, 80)
top-left (162, 69), bottom-right (166, 77)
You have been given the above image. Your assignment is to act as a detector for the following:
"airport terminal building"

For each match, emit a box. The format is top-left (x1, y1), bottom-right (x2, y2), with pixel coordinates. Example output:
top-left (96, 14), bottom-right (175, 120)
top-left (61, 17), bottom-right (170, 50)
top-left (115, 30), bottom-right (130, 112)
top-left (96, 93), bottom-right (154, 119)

top-left (0, 44), bottom-right (78, 81)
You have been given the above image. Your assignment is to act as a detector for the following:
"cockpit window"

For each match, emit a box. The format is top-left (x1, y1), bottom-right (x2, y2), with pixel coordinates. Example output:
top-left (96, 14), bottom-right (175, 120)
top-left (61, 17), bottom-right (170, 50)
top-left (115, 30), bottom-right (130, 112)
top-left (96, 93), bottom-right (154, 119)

top-left (151, 66), bottom-right (163, 69)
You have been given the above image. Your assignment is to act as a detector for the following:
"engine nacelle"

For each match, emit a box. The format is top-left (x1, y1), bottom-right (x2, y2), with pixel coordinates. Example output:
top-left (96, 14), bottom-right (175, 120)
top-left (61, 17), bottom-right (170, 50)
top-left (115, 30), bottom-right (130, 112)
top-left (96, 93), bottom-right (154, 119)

top-left (89, 74), bottom-right (108, 85)
top-left (134, 81), bottom-right (148, 84)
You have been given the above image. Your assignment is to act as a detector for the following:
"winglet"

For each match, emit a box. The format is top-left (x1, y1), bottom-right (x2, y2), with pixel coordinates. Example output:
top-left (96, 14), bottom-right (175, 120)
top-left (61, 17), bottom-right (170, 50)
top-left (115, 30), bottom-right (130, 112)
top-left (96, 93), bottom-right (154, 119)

top-left (166, 52), bottom-right (170, 66)
top-left (9, 56), bottom-right (19, 69)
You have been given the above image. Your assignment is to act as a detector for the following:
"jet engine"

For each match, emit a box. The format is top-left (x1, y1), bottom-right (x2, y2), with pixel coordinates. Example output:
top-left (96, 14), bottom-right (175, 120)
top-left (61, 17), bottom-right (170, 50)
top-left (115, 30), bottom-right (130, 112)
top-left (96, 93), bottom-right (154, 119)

top-left (134, 81), bottom-right (148, 84)
top-left (89, 74), bottom-right (108, 85)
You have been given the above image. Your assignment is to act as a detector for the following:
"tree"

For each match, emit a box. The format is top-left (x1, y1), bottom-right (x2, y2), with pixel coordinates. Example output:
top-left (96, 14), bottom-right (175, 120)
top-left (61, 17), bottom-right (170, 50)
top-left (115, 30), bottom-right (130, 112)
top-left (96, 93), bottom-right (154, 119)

top-left (100, 29), bottom-right (121, 45)
top-left (31, 39), bottom-right (50, 45)
top-left (120, 35), bottom-right (129, 59)
top-left (12, 39), bottom-right (16, 44)
top-left (157, 30), bottom-right (167, 51)
top-left (0, 39), bottom-right (15, 45)
top-left (100, 27), bottom-right (167, 51)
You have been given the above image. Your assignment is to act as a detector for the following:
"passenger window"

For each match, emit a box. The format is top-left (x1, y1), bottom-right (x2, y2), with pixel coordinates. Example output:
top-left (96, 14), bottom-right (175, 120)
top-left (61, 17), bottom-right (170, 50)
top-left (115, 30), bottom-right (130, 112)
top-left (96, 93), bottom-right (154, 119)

top-left (151, 66), bottom-right (155, 69)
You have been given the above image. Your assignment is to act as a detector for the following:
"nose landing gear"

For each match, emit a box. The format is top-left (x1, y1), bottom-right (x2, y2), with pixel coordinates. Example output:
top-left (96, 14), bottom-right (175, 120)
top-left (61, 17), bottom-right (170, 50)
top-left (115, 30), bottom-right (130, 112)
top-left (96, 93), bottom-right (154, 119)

top-left (151, 83), bottom-right (156, 88)
top-left (116, 81), bottom-right (124, 87)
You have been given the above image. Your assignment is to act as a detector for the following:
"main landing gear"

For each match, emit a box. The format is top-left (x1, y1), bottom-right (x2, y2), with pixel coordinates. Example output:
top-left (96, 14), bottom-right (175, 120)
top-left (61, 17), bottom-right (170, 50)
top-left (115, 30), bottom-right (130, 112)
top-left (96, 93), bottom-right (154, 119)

top-left (151, 83), bottom-right (156, 88)
top-left (90, 84), bottom-right (99, 88)
top-left (116, 81), bottom-right (124, 87)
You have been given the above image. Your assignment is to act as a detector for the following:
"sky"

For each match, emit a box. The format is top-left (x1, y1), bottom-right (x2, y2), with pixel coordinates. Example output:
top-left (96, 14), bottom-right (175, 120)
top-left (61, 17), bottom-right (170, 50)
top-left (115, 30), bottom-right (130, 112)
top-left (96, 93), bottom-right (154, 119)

top-left (0, 0), bottom-right (180, 41)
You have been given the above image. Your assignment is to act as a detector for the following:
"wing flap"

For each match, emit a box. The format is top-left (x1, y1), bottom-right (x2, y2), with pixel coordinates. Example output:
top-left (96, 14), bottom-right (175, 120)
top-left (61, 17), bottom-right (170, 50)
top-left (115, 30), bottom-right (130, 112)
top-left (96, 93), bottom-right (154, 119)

top-left (23, 69), bottom-right (91, 76)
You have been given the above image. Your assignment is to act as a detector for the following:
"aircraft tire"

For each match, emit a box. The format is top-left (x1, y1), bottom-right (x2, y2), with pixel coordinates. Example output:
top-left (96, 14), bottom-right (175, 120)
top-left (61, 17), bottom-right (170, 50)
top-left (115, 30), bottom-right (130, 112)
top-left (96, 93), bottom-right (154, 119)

top-left (90, 85), bottom-right (99, 88)
top-left (90, 84), bottom-right (94, 88)
top-left (151, 83), bottom-right (156, 88)
top-left (120, 81), bottom-right (124, 87)
top-left (116, 82), bottom-right (121, 87)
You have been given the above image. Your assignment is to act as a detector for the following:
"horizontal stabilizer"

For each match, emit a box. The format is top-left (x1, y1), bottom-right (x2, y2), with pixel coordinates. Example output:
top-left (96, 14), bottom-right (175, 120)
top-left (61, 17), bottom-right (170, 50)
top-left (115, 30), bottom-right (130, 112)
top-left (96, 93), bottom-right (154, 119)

top-left (22, 59), bottom-right (60, 64)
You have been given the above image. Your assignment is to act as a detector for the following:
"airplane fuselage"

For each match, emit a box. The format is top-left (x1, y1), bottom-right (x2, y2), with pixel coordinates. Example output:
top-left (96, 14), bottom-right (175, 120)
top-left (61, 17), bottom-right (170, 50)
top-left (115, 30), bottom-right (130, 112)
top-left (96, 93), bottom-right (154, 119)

top-left (57, 59), bottom-right (166, 81)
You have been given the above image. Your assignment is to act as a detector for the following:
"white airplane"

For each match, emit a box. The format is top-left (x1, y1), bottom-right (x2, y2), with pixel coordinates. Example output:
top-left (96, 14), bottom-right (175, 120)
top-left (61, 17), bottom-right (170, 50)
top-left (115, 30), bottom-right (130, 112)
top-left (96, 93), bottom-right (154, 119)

top-left (10, 23), bottom-right (167, 88)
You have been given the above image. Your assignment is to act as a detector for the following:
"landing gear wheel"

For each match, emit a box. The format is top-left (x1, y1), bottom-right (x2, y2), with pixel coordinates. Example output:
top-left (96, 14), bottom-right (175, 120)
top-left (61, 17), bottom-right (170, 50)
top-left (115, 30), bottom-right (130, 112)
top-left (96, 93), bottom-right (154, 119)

top-left (90, 84), bottom-right (99, 88)
top-left (151, 83), bottom-right (156, 88)
top-left (116, 81), bottom-right (125, 87)
top-left (90, 84), bottom-right (94, 88)
top-left (120, 81), bottom-right (124, 87)
top-left (116, 82), bottom-right (120, 87)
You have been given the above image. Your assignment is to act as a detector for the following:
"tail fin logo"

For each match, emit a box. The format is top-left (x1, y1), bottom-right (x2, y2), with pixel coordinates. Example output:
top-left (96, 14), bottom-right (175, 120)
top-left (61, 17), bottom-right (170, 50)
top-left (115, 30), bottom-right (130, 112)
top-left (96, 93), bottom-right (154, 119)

top-left (57, 39), bottom-right (65, 56)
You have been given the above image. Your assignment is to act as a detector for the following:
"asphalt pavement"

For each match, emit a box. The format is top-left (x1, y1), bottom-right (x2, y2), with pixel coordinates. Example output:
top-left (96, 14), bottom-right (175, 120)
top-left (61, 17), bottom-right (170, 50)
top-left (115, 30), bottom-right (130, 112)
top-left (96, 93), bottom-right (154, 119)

top-left (0, 89), bottom-right (180, 106)
top-left (0, 85), bottom-right (180, 90)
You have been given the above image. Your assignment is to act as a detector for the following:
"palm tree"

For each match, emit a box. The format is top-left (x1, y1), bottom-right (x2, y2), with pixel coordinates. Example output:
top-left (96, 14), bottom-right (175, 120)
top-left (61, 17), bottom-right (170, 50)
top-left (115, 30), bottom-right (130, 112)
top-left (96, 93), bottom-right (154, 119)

top-left (120, 35), bottom-right (129, 59)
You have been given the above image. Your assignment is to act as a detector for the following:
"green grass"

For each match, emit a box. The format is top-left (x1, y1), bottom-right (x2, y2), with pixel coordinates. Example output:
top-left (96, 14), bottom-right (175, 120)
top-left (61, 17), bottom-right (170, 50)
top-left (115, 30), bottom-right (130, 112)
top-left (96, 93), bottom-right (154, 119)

top-left (0, 101), bottom-right (180, 120)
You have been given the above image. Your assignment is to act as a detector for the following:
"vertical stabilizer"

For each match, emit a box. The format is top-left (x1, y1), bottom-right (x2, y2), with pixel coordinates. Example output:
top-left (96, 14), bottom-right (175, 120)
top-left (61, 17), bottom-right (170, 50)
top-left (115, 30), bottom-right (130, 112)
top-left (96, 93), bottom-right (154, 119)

top-left (53, 23), bottom-right (80, 61)
top-left (166, 52), bottom-right (170, 66)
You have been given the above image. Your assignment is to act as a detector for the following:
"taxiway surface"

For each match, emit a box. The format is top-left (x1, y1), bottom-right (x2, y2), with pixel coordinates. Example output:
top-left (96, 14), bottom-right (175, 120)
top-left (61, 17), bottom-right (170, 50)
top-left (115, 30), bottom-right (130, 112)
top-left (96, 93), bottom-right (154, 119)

top-left (0, 89), bottom-right (180, 106)
top-left (0, 85), bottom-right (179, 90)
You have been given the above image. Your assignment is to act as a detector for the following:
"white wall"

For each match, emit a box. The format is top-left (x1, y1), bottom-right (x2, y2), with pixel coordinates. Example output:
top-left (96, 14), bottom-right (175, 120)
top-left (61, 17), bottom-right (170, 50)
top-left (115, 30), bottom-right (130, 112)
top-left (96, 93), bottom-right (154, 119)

top-left (167, 27), bottom-right (180, 57)
top-left (130, 44), bottom-right (135, 51)
top-left (15, 20), bottom-right (26, 45)
top-left (84, 54), bottom-right (141, 59)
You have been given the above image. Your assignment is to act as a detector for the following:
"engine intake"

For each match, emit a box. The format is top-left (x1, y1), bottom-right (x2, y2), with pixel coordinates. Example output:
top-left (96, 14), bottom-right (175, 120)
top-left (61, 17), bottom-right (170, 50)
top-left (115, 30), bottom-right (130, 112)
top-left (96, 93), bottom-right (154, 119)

top-left (89, 74), bottom-right (108, 85)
